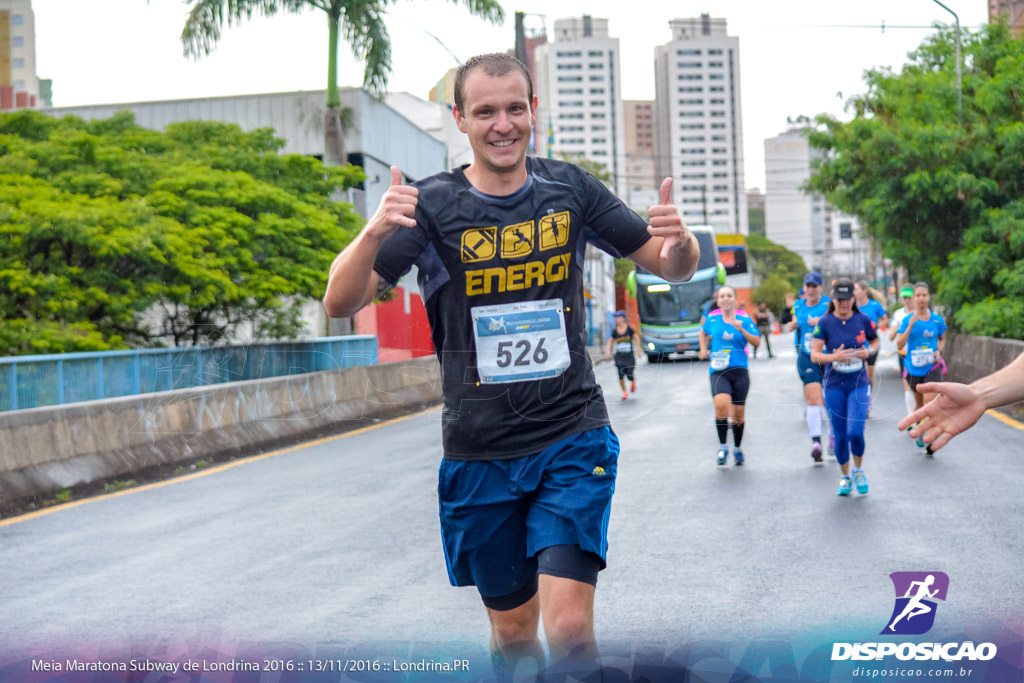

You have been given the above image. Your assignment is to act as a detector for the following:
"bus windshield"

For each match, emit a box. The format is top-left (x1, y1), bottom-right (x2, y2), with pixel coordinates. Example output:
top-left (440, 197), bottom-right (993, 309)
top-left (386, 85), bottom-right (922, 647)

top-left (636, 278), bottom-right (716, 326)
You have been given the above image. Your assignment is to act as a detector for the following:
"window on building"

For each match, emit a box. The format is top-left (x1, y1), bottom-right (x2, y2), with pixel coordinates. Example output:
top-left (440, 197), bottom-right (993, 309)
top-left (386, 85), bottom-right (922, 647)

top-left (709, 74), bottom-right (724, 80)
top-left (710, 98), bottom-right (724, 104)
top-left (589, 75), bottom-right (604, 82)
top-left (13, 80), bottom-right (26, 90)
top-left (708, 61), bottom-right (724, 68)
top-left (839, 222), bottom-right (853, 239)
top-left (12, 36), bottom-right (24, 47)
top-left (559, 113), bottom-right (584, 119)
top-left (557, 64), bottom-right (582, 70)
top-left (678, 74), bottom-right (703, 80)
top-left (589, 62), bottom-right (604, 69)
top-left (679, 86), bottom-right (703, 93)
top-left (679, 111), bottom-right (705, 117)
top-left (561, 101), bottom-right (584, 107)
top-left (592, 138), bottom-right (607, 144)
top-left (714, 197), bottom-right (729, 203)
top-left (557, 51), bottom-right (582, 57)
top-left (678, 62), bottom-right (702, 68)
top-left (593, 150), bottom-right (607, 156)
top-left (677, 49), bottom-right (702, 55)
top-left (710, 111), bottom-right (725, 117)
top-left (712, 148), bottom-right (727, 154)
top-left (588, 50), bottom-right (604, 57)
top-left (711, 123), bottom-right (726, 129)
top-left (713, 172), bottom-right (728, 178)
top-left (558, 88), bottom-right (583, 95)
top-left (558, 75), bottom-right (583, 82)
top-left (590, 88), bottom-right (605, 95)
top-left (679, 136), bottom-right (705, 142)
top-left (589, 100), bottom-right (604, 107)
top-left (591, 112), bottom-right (606, 119)
top-left (710, 86), bottom-right (724, 92)
top-left (709, 49), bottom-right (723, 55)
top-left (11, 14), bottom-right (24, 24)
top-left (12, 58), bottom-right (25, 68)
top-left (714, 185), bottom-right (728, 191)
top-left (711, 135), bottom-right (726, 141)
top-left (714, 209), bottom-right (728, 216)
top-left (712, 160), bottom-right (727, 166)
top-left (678, 98), bottom-right (704, 105)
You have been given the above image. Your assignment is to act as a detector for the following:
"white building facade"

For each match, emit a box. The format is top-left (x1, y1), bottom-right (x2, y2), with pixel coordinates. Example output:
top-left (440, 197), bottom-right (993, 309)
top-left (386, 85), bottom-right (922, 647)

top-left (533, 16), bottom-right (628, 198)
top-left (654, 15), bottom-right (748, 234)
top-left (0, 0), bottom-right (39, 109)
top-left (764, 128), bottom-right (870, 277)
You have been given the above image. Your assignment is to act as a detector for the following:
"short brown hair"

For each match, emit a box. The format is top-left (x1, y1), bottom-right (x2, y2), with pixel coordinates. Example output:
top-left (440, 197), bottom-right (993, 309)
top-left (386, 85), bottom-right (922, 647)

top-left (454, 53), bottom-right (533, 113)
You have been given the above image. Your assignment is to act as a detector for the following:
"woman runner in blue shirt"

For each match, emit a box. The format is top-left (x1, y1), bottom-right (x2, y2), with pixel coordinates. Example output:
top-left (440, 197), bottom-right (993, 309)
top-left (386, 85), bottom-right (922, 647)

top-left (895, 282), bottom-right (947, 453)
top-left (699, 286), bottom-right (762, 466)
top-left (811, 279), bottom-right (880, 496)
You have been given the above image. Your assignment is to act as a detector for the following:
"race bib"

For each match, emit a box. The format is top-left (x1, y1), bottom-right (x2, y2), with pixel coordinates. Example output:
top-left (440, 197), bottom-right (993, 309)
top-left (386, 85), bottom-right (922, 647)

top-left (471, 299), bottom-right (571, 384)
top-left (832, 358), bottom-right (864, 373)
top-left (803, 335), bottom-right (814, 354)
top-left (710, 351), bottom-right (730, 371)
top-left (616, 341), bottom-right (633, 354)
top-left (910, 348), bottom-right (935, 368)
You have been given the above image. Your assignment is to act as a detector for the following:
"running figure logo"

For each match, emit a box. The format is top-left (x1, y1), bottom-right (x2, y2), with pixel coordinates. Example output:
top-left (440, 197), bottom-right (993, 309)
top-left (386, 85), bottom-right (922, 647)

top-left (882, 571), bottom-right (949, 635)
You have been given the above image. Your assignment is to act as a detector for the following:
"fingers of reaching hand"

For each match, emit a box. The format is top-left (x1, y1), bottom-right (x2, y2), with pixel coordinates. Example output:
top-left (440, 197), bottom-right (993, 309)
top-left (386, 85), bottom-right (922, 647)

top-left (659, 176), bottom-right (672, 205)
top-left (381, 167), bottom-right (419, 229)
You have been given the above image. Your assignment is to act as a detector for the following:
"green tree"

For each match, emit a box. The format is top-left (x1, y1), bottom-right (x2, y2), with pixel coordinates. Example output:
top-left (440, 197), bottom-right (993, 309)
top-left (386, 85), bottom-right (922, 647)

top-left (180, 0), bottom-right (504, 166)
top-left (556, 151), bottom-right (613, 187)
top-left (748, 206), bottom-right (765, 237)
top-left (808, 22), bottom-right (1024, 337)
top-left (0, 109), bottom-right (364, 354)
top-left (746, 233), bottom-right (806, 290)
top-left (752, 271), bottom-right (792, 317)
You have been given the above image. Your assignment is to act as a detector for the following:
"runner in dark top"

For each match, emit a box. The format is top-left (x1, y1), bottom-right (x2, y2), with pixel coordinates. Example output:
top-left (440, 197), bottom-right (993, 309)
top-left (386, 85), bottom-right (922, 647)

top-left (322, 53), bottom-right (699, 678)
top-left (606, 311), bottom-right (639, 400)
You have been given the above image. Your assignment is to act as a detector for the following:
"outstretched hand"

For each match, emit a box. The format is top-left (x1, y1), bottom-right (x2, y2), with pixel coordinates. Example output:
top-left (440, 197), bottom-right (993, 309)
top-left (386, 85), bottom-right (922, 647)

top-left (366, 166), bottom-right (419, 239)
top-left (648, 177), bottom-right (686, 261)
top-left (896, 382), bottom-right (987, 452)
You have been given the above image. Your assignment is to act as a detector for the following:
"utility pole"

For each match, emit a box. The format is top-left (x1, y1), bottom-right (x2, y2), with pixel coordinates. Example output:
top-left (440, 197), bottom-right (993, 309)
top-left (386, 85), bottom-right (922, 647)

top-left (930, 0), bottom-right (963, 125)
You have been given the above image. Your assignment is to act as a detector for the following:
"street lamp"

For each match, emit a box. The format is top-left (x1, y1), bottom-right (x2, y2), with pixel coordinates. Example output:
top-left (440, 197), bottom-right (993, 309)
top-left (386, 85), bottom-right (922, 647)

top-left (930, 0), bottom-right (963, 125)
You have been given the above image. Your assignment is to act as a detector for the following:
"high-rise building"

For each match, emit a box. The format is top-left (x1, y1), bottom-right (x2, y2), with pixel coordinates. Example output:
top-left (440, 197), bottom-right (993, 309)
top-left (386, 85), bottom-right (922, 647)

top-left (534, 15), bottom-right (627, 198)
top-left (654, 14), bottom-right (748, 234)
top-left (764, 128), bottom-right (870, 277)
top-left (989, 0), bottom-right (1024, 36)
top-left (623, 100), bottom-right (658, 210)
top-left (0, 0), bottom-right (38, 109)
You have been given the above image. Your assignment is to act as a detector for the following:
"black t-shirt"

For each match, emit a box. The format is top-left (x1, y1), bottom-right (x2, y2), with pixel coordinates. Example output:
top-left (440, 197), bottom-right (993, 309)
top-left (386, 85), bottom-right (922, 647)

top-left (373, 157), bottom-right (652, 461)
top-left (610, 326), bottom-right (636, 359)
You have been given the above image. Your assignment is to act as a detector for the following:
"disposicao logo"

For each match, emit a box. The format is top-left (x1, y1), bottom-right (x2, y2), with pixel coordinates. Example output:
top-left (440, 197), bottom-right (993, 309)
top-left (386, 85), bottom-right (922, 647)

top-left (883, 571), bottom-right (948, 635)
top-left (831, 572), bottom-right (997, 662)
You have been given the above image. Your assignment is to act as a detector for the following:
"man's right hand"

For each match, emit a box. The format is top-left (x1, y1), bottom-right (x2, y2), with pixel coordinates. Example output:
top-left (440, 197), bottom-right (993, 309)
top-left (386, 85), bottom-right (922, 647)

top-left (366, 166), bottom-right (419, 239)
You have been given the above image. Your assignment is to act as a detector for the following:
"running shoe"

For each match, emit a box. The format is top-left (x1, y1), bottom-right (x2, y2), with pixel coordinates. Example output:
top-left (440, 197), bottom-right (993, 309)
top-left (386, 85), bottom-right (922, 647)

top-left (853, 469), bottom-right (869, 494)
top-left (630, 379), bottom-right (637, 393)
top-left (915, 434), bottom-right (925, 449)
top-left (621, 392), bottom-right (628, 401)
top-left (733, 448), bottom-right (744, 466)
top-left (925, 445), bottom-right (934, 457)
top-left (837, 475), bottom-right (853, 496)
top-left (810, 441), bottom-right (823, 463)
top-left (717, 445), bottom-right (729, 466)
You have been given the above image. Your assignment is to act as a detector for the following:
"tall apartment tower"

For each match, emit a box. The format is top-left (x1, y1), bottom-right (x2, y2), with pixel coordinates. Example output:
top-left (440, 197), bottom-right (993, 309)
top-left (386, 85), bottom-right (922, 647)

top-left (989, 0), bottom-right (1024, 36)
top-left (534, 16), bottom-right (627, 198)
top-left (765, 128), bottom-right (870, 278)
top-left (654, 15), bottom-right (748, 234)
top-left (623, 100), bottom-right (658, 210)
top-left (0, 0), bottom-right (39, 109)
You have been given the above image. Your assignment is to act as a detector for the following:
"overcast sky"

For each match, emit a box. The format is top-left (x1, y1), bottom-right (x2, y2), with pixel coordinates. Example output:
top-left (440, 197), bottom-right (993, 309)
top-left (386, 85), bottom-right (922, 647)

top-left (32, 0), bottom-right (988, 189)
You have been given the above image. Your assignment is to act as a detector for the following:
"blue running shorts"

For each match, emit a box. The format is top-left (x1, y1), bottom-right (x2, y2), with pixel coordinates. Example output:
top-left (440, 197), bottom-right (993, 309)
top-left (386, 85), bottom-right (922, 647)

top-left (797, 352), bottom-right (825, 386)
top-left (437, 426), bottom-right (619, 603)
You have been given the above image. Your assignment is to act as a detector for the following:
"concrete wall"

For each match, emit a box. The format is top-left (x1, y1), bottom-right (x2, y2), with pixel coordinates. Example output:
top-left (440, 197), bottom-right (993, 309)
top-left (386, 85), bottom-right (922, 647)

top-left (0, 357), bottom-right (440, 511)
top-left (944, 333), bottom-right (1024, 417)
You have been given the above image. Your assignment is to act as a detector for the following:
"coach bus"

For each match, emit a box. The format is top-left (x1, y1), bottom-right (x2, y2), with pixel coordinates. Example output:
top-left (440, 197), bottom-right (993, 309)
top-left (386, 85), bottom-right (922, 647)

top-left (626, 226), bottom-right (725, 362)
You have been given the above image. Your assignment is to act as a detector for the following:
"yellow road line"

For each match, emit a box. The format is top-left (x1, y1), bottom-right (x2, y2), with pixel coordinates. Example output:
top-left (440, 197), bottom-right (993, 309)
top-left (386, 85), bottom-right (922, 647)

top-left (986, 408), bottom-right (1024, 431)
top-left (0, 407), bottom-right (438, 528)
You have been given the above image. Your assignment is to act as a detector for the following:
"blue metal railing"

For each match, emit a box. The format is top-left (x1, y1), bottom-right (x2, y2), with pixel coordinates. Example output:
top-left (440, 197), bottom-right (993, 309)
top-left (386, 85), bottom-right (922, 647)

top-left (0, 336), bottom-right (378, 413)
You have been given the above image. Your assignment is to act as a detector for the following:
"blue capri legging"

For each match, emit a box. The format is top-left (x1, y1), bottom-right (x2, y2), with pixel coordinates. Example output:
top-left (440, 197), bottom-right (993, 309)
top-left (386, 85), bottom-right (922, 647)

top-left (824, 383), bottom-right (870, 465)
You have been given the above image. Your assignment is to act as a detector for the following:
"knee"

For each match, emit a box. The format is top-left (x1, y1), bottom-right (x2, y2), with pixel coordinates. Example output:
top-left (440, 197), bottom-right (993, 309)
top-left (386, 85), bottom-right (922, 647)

top-left (544, 607), bottom-right (593, 651)
top-left (490, 608), bottom-right (539, 648)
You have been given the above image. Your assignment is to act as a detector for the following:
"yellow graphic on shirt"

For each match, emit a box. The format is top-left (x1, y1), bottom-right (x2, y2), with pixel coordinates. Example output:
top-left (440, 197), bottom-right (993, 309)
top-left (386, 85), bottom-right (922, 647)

top-left (539, 211), bottom-right (571, 251)
top-left (461, 227), bottom-right (497, 263)
top-left (501, 221), bottom-right (535, 259)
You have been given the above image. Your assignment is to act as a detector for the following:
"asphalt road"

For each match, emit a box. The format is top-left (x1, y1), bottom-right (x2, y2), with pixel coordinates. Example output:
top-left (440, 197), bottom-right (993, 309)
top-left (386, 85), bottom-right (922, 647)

top-left (1, 332), bottom-right (1021, 673)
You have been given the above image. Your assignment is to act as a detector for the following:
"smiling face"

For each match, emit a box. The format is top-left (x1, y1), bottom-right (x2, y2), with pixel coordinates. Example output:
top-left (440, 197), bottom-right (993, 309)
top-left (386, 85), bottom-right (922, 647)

top-left (835, 297), bottom-right (854, 316)
top-left (803, 282), bottom-right (822, 305)
top-left (453, 68), bottom-right (537, 180)
top-left (716, 287), bottom-right (737, 313)
top-left (913, 286), bottom-right (931, 312)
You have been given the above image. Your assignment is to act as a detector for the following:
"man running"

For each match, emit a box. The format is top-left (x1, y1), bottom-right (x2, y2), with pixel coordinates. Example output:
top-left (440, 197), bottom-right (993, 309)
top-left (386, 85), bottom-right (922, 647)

top-left (752, 301), bottom-right (774, 359)
top-left (788, 273), bottom-right (830, 462)
top-left (322, 53), bottom-right (698, 678)
top-left (854, 280), bottom-right (888, 413)
top-left (888, 575), bottom-right (939, 632)
top-left (606, 311), bottom-right (640, 400)
top-left (889, 286), bottom-right (916, 419)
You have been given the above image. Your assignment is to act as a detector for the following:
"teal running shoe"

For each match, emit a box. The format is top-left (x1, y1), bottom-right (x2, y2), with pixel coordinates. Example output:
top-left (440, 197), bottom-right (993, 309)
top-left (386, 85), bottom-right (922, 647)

top-left (717, 445), bottom-right (729, 466)
top-left (853, 469), bottom-right (869, 494)
top-left (837, 475), bottom-right (853, 496)
top-left (733, 448), bottom-right (744, 466)
top-left (915, 435), bottom-right (926, 448)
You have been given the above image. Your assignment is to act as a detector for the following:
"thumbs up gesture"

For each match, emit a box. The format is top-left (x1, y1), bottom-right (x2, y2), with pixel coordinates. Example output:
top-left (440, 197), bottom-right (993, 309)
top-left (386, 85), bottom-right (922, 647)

top-left (647, 177), bottom-right (696, 275)
top-left (366, 166), bottom-right (420, 239)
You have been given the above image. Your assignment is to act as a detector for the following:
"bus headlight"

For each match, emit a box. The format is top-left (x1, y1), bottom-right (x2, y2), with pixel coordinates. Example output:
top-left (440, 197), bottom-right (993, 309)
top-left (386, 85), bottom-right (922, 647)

top-left (647, 342), bottom-right (655, 350)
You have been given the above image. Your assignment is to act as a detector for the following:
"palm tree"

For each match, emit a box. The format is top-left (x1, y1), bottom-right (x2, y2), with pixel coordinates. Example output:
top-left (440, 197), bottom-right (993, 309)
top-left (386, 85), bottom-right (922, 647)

top-left (181, 0), bottom-right (504, 166)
